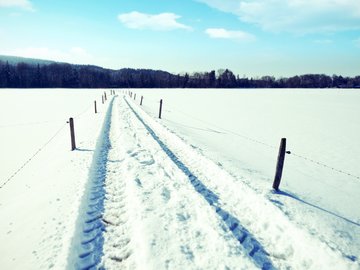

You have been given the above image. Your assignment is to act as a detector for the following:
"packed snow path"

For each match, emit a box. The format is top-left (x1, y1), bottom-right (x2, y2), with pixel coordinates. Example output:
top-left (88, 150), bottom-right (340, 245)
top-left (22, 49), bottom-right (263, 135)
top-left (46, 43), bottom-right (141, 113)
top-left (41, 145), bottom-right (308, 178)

top-left (69, 95), bottom-right (358, 270)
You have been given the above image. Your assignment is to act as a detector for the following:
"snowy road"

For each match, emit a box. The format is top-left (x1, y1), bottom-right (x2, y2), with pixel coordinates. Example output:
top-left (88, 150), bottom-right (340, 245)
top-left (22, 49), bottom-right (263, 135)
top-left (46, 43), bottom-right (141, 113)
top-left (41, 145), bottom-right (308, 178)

top-left (68, 94), bottom-right (358, 270)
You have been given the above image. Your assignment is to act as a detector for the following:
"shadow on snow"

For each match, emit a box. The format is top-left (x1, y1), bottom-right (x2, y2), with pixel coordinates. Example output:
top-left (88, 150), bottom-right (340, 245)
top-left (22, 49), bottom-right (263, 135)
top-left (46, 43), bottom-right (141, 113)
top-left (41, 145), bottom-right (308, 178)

top-left (125, 97), bottom-right (275, 270)
top-left (273, 190), bottom-right (360, 228)
top-left (272, 190), bottom-right (359, 263)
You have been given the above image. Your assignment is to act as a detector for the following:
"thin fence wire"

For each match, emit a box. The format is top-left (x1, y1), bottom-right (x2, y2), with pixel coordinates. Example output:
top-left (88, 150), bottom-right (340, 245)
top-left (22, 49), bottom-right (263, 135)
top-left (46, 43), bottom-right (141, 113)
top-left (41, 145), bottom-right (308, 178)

top-left (0, 99), bottom-right (95, 128)
top-left (0, 122), bottom-right (67, 189)
top-left (290, 152), bottom-right (360, 180)
top-left (130, 92), bottom-right (360, 182)
top-left (0, 94), bottom-right (107, 190)
top-left (0, 119), bottom-right (65, 129)
top-left (75, 103), bottom-right (94, 119)
top-left (170, 106), bottom-right (278, 151)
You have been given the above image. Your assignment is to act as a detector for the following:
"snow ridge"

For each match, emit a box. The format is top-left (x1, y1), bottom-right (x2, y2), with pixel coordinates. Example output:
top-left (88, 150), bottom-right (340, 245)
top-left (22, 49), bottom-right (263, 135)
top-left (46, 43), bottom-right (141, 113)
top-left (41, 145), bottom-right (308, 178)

top-left (99, 97), bottom-right (135, 269)
top-left (124, 97), bottom-right (275, 269)
top-left (67, 97), bottom-right (115, 270)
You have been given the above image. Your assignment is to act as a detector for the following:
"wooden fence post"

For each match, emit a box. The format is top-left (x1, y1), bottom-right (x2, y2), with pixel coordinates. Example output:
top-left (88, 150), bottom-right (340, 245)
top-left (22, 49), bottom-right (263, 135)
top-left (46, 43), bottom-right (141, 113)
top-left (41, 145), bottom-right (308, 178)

top-left (102, 95), bottom-right (104, 104)
top-left (273, 138), bottom-right (287, 191)
top-left (68, 118), bottom-right (76, 151)
top-left (104, 92), bottom-right (107, 101)
top-left (94, 100), bottom-right (97, 114)
top-left (159, 99), bottom-right (163, 119)
top-left (134, 93), bottom-right (136, 100)
top-left (140, 96), bottom-right (143, 106)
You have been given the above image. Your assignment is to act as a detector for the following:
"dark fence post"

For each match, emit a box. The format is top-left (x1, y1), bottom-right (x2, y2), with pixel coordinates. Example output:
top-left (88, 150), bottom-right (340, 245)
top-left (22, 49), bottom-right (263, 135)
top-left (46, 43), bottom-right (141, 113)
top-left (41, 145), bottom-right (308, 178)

top-left (104, 92), bottom-right (107, 101)
top-left (273, 138), bottom-right (287, 191)
top-left (68, 117), bottom-right (76, 151)
top-left (102, 95), bottom-right (104, 104)
top-left (159, 99), bottom-right (163, 119)
top-left (140, 96), bottom-right (143, 106)
top-left (94, 100), bottom-right (97, 114)
top-left (134, 93), bottom-right (136, 100)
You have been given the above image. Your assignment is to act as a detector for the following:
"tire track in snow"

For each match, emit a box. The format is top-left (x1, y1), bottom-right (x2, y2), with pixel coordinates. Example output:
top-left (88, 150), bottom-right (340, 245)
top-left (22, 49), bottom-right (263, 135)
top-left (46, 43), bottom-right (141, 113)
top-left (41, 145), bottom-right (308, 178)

top-left (124, 97), bottom-right (275, 270)
top-left (101, 97), bottom-right (258, 269)
top-left (68, 97), bottom-right (115, 270)
top-left (99, 97), bottom-right (134, 269)
top-left (125, 96), bottom-right (358, 270)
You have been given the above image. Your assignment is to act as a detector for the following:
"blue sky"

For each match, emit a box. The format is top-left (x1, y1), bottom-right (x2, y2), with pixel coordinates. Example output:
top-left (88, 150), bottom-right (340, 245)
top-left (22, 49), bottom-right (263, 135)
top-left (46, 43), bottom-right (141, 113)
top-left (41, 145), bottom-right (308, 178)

top-left (0, 0), bottom-right (359, 77)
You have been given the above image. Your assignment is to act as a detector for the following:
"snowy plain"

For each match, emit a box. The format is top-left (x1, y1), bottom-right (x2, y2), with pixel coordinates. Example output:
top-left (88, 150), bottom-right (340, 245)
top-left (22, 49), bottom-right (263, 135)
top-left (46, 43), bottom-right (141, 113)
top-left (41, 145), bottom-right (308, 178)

top-left (131, 88), bottom-right (360, 266)
top-left (0, 88), bottom-right (359, 270)
top-left (0, 89), bottom-right (111, 269)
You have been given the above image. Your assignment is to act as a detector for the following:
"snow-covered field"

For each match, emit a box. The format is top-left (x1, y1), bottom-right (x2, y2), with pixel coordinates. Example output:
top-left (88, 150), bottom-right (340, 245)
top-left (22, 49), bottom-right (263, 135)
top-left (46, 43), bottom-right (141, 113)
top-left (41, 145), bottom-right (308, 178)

top-left (0, 88), bottom-right (359, 269)
top-left (0, 89), bottom-right (111, 269)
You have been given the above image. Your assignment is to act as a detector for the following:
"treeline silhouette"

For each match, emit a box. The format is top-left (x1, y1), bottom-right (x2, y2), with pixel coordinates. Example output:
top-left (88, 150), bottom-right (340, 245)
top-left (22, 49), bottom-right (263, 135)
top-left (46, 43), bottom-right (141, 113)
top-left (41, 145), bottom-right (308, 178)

top-left (1, 59), bottom-right (360, 88)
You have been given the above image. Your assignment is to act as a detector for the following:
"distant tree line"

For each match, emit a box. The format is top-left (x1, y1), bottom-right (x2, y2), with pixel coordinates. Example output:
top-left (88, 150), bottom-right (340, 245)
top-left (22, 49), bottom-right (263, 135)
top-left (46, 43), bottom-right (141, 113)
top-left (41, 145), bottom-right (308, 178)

top-left (0, 60), bottom-right (359, 88)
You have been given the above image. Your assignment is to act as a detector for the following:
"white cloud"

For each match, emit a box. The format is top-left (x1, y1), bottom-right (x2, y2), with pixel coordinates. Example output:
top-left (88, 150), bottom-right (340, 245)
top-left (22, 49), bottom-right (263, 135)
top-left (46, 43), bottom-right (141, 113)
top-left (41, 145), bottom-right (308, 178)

top-left (205, 28), bottom-right (255, 41)
top-left (197, 0), bottom-right (360, 33)
top-left (3, 47), bottom-right (93, 64)
top-left (0, 0), bottom-right (34, 11)
top-left (118, 11), bottom-right (191, 31)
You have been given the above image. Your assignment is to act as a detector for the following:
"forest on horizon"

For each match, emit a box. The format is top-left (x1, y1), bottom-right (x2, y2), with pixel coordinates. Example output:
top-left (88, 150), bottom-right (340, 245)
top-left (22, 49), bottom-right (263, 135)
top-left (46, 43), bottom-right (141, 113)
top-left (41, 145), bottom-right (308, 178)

top-left (1, 57), bottom-right (360, 89)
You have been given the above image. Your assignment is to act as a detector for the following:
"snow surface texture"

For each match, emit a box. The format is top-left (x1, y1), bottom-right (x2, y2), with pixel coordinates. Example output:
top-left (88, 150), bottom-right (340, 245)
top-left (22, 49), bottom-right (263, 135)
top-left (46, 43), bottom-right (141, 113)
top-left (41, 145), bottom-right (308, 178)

top-left (0, 89), bottom-right (112, 269)
top-left (131, 88), bottom-right (360, 266)
top-left (98, 96), bottom-right (262, 269)
top-left (1, 89), bottom-right (359, 269)
top-left (121, 94), bottom-right (358, 270)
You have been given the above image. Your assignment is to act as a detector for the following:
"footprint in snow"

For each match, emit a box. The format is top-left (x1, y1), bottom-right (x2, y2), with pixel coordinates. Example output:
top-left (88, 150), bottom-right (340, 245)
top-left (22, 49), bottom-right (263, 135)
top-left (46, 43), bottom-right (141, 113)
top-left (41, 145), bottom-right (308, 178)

top-left (140, 159), bottom-right (155, 166)
top-left (134, 178), bottom-right (142, 187)
top-left (161, 187), bottom-right (171, 202)
top-left (269, 199), bottom-right (284, 207)
top-left (176, 213), bottom-right (190, 222)
top-left (130, 150), bottom-right (155, 166)
top-left (180, 245), bottom-right (194, 261)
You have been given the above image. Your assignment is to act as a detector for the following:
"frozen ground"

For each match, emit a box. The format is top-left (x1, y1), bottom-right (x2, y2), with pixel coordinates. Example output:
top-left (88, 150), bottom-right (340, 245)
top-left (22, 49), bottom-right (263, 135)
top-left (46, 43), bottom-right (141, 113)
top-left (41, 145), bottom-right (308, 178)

top-left (0, 88), bottom-right (359, 269)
